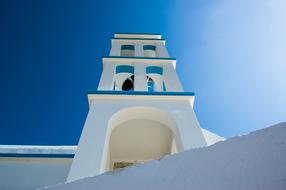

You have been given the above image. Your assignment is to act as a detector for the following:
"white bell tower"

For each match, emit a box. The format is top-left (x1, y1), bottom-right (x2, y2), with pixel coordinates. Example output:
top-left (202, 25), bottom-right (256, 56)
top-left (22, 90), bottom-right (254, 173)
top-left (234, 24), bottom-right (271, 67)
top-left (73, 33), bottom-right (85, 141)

top-left (67, 33), bottom-right (220, 182)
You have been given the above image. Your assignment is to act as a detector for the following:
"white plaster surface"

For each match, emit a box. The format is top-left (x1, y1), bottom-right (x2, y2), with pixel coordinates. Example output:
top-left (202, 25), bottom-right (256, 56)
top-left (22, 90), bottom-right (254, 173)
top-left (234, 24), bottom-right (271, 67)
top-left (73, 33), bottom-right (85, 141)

top-left (134, 42), bottom-right (144, 57)
top-left (109, 41), bottom-right (121, 56)
top-left (0, 146), bottom-right (76, 190)
top-left (114, 34), bottom-right (161, 39)
top-left (201, 128), bottom-right (225, 145)
top-left (44, 122), bottom-right (286, 190)
top-left (162, 63), bottom-right (184, 91)
top-left (97, 62), bottom-right (116, 90)
top-left (67, 99), bottom-right (207, 182)
top-left (0, 157), bottom-right (72, 190)
top-left (134, 62), bottom-right (147, 91)
top-left (156, 42), bottom-right (169, 58)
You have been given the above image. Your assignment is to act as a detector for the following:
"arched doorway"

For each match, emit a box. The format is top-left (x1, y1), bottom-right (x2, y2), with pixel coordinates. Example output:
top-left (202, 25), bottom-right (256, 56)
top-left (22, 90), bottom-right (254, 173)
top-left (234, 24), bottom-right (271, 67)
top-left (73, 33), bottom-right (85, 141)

top-left (102, 107), bottom-right (182, 172)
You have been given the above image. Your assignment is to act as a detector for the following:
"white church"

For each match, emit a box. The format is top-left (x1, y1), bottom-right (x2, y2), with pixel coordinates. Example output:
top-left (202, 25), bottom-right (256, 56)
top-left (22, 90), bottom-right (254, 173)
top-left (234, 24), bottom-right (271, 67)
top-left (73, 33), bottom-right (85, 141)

top-left (0, 33), bottom-right (224, 190)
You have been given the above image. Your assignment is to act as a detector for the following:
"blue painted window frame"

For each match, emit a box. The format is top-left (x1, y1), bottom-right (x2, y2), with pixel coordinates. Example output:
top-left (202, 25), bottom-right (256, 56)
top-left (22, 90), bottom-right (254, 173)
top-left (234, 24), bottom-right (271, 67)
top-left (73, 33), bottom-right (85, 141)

top-left (121, 45), bottom-right (135, 50)
top-left (116, 65), bottom-right (134, 74)
top-left (146, 66), bottom-right (163, 75)
top-left (143, 45), bottom-right (156, 50)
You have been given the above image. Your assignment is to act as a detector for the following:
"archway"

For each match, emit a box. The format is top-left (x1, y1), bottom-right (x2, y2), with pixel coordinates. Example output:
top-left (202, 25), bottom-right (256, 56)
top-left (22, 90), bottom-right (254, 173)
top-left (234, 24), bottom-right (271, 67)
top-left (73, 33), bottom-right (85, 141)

top-left (102, 107), bottom-right (182, 172)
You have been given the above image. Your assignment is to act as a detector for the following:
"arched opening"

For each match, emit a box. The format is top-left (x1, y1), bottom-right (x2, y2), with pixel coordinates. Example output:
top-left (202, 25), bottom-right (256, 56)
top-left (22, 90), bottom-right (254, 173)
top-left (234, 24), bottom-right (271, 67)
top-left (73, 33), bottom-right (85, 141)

top-left (114, 65), bottom-right (134, 91)
top-left (102, 107), bottom-right (181, 172)
top-left (146, 66), bottom-right (163, 91)
top-left (109, 119), bottom-right (174, 170)
top-left (121, 75), bottom-right (134, 91)
top-left (147, 76), bottom-right (154, 92)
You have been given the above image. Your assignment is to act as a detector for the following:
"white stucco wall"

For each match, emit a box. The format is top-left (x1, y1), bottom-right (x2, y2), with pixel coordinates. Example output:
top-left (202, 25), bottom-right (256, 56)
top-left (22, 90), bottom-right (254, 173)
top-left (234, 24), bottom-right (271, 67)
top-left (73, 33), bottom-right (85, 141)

top-left (201, 128), bottom-right (225, 145)
top-left (0, 128), bottom-right (225, 190)
top-left (0, 158), bottom-right (72, 190)
top-left (0, 146), bottom-right (76, 190)
top-left (67, 97), bottom-right (207, 182)
top-left (44, 122), bottom-right (286, 190)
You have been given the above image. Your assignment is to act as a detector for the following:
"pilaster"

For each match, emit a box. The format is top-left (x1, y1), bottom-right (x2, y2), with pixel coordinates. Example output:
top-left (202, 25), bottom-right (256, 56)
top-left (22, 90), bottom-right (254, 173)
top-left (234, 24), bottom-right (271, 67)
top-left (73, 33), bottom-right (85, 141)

top-left (134, 42), bottom-right (144, 57)
top-left (109, 41), bottom-right (121, 56)
top-left (97, 62), bottom-right (116, 90)
top-left (134, 62), bottom-right (147, 91)
top-left (162, 63), bottom-right (184, 92)
top-left (156, 42), bottom-right (170, 58)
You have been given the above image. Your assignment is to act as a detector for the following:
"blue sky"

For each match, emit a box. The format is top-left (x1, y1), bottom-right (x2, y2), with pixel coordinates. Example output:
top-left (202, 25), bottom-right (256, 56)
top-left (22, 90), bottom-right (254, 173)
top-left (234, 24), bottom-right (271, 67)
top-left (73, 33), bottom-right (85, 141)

top-left (0, 0), bottom-right (285, 145)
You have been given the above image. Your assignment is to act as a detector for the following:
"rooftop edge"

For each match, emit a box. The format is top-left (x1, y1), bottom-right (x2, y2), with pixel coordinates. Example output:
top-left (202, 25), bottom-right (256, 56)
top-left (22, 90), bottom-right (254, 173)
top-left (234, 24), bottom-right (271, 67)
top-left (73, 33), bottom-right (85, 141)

top-left (114, 33), bottom-right (162, 39)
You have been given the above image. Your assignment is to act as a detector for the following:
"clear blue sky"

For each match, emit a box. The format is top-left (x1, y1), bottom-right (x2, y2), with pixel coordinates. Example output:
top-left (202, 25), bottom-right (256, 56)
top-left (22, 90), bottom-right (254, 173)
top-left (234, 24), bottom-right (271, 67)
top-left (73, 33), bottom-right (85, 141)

top-left (0, 0), bottom-right (285, 145)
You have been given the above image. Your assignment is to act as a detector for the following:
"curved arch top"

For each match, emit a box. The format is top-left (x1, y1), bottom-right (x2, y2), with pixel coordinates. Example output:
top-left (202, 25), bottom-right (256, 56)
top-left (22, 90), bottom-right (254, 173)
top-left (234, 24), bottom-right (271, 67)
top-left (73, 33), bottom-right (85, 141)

top-left (116, 65), bottom-right (134, 74)
top-left (100, 106), bottom-right (183, 172)
top-left (108, 106), bottom-right (177, 136)
top-left (106, 106), bottom-right (183, 151)
top-left (146, 66), bottom-right (163, 75)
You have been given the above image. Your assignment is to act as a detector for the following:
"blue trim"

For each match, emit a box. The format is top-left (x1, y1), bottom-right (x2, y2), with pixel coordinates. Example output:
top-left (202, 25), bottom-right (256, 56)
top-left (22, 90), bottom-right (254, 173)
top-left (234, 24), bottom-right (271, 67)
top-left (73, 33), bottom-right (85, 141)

top-left (0, 153), bottom-right (74, 158)
top-left (113, 38), bottom-right (165, 41)
top-left (146, 66), bottom-right (163, 75)
top-left (121, 45), bottom-right (135, 50)
top-left (103, 56), bottom-right (176, 60)
top-left (88, 90), bottom-right (195, 96)
top-left (144, 45), bottom-right (156, 50)
top-left (116, 65), bottom-right (134, 74)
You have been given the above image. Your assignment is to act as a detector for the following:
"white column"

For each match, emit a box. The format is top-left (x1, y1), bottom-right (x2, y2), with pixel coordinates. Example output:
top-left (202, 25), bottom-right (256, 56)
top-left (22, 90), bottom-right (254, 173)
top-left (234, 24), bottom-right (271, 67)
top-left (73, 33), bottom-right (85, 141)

top-left (156, 42), bottom-right (170, 58)
top-left (67, 100), bottom-right (109, 182)
top-left (109, 41), bottom-right (121, 56)
top-left (134, 42), bottom-right (144, 57)
top-left (162, 63), bottom-right (184, 92)
top-left (134, 62), bottom-right (147, 91)
top-left (97, 62), bottom-right (116, 90)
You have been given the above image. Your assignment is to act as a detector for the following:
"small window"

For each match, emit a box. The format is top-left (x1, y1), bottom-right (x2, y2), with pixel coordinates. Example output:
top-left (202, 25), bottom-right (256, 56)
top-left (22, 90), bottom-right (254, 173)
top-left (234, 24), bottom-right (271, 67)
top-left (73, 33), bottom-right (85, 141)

top-left (146, 66), bottom-right (163, 92)
top-left (121, 45), bottom-right (135, 57)
top-left (144, 45), bottom-right (157, 57)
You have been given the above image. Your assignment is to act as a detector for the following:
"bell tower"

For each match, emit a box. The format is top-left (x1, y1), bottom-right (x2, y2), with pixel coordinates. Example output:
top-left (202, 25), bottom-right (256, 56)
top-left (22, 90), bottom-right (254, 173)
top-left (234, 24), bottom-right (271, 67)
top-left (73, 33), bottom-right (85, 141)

top-left (67, 33), bottom-right (211, 182)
